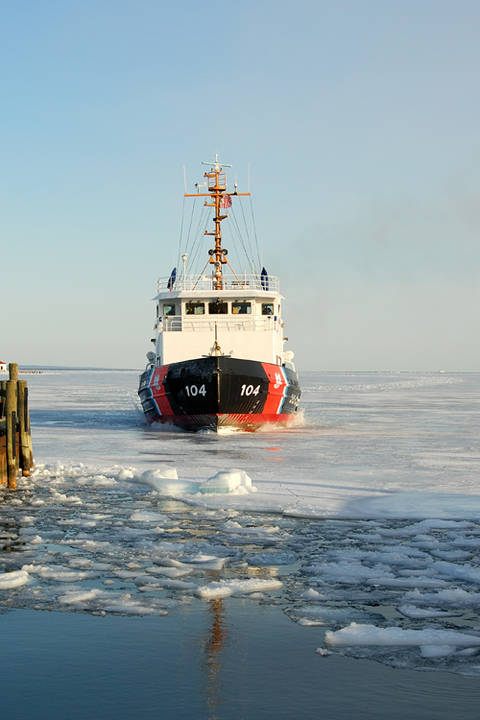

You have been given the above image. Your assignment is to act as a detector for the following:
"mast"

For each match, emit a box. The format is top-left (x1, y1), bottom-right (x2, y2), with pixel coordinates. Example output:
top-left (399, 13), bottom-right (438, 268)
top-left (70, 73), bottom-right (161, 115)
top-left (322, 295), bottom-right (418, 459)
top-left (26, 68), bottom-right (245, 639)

top-left (184, 154), bottom-right (250, 290)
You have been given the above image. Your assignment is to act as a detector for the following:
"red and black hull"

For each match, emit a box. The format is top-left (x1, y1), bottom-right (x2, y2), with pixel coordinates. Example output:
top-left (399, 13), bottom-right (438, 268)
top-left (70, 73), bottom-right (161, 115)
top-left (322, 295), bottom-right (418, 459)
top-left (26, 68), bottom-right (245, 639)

top-left (138, 356), bottom-right (301, 431)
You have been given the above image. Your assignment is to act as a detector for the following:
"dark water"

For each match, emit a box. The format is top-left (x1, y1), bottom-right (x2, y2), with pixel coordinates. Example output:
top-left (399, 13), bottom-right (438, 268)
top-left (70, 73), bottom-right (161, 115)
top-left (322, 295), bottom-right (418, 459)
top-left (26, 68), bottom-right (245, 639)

top-left (1, 601), bottom-right (479, 720)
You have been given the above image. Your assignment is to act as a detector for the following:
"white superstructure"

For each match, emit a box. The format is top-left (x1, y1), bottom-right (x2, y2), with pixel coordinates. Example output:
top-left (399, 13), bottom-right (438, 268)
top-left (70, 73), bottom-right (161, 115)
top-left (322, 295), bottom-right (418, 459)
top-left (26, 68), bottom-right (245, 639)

top-left (153, 272), bottom-right (287, 366)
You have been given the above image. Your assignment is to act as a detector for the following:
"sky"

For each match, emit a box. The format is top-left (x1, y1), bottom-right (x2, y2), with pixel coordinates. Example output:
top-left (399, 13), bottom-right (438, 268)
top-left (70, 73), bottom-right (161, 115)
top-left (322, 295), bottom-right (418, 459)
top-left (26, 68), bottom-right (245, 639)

top-left (1, 0), bottom-right (479, 370)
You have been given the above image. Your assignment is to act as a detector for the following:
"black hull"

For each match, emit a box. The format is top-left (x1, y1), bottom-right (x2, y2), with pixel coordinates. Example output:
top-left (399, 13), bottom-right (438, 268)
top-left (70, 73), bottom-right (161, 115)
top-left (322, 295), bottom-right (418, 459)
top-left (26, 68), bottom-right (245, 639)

top-left (138, 356), bottom-right (301, 431)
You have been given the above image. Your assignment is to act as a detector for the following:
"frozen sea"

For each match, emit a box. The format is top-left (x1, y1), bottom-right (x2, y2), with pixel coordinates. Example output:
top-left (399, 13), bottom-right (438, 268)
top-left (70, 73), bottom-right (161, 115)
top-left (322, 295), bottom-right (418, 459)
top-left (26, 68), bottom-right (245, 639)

top-left (2, 369), bottom-right (480, 718)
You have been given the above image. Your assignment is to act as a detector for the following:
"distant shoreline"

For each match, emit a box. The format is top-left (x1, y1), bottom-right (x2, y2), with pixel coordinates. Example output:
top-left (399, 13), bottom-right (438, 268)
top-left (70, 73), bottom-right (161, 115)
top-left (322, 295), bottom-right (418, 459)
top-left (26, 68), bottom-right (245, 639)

top-left (19, 366), bottom-right (140, 372)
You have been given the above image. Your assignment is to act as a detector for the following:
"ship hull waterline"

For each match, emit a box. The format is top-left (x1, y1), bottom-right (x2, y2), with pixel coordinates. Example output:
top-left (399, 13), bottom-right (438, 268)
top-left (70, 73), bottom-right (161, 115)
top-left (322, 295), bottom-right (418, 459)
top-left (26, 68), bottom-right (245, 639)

top-left (138, 356), bottom-right (301, 432)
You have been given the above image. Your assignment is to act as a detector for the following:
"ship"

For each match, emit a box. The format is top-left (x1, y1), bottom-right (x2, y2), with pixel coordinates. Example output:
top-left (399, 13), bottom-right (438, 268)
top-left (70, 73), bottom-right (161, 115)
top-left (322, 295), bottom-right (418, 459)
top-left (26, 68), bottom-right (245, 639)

top-left (138, 155), bottom-right (301, 431)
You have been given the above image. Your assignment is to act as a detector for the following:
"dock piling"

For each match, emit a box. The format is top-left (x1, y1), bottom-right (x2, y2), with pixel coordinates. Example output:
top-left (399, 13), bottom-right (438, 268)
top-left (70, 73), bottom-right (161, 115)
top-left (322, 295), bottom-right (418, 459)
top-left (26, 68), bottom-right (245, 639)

top-left (6, 380), bottom-right (18, 488)
top-left (0, 363), bottom-right (34, 490)
top-left (18, 380), bottom-right (33, 476)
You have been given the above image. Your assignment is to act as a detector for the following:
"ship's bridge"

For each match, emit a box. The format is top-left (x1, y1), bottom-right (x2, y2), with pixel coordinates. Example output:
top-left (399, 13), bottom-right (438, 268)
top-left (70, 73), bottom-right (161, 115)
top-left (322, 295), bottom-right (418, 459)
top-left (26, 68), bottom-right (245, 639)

top-left (152, 273), bottom-right (287, 366)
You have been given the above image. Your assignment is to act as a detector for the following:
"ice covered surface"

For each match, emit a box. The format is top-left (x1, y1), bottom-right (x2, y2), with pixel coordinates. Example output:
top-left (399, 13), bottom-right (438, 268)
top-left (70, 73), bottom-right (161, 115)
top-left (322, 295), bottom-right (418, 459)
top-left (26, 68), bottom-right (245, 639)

top-left (16, 368), bottom-right (480, 520)
top-left (196, 578), bottom-right (283, 600)
top-left (326, 623), bottom-right (480, 649)
top-left (200, 469), bottom-right (256, 495)
top-left (137, 468), bottom-right (257, 496)
top-left (0, 569), bottom-right (31, 589)
top-left (4, 469), bottom-right (480, 675)
top-left (1, 369), bottom-right (480, 676)
top-left (57, 588), bottom-right (170, 615)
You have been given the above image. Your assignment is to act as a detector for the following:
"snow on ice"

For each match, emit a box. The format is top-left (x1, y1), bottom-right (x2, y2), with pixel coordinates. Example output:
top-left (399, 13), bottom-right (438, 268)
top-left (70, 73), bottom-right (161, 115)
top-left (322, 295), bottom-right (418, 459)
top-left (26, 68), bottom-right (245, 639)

top-left (325, 624), bottom-right (480, 650)
top-left (0, 569), bottom-right (31, 590)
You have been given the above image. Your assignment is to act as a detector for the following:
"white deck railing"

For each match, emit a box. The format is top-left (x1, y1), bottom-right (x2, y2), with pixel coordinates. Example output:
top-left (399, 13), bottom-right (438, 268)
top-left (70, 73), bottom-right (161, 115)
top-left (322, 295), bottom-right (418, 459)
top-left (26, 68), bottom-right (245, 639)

top-left (160, 316), bottom-right (278, 332)
top-left (156, 273), bottom-right (279, 294)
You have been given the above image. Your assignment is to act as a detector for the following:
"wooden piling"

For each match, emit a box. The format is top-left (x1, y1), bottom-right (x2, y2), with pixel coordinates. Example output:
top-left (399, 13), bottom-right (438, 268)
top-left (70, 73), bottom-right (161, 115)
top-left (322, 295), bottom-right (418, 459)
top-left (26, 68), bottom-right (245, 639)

top-left (0, 381), bottom-right (5, 485)
top-left (0, 363), bottom-right (34, 492)
top-left (0, 419), bottom-right (6, 486)
top-left (25, 384), bottom-right (33, 472)
top-left (0, 380), bottom-right (6, 417)
top-left (6, 380), bottom-right (17, 489)
top-left (18, 380), bottom-right (33, 476)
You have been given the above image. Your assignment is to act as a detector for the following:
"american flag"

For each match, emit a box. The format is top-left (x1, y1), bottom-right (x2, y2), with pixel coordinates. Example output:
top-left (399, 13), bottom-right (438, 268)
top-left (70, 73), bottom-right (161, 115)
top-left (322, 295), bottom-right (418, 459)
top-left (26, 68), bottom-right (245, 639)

top-left (220, 195), bottom-right (232, 208)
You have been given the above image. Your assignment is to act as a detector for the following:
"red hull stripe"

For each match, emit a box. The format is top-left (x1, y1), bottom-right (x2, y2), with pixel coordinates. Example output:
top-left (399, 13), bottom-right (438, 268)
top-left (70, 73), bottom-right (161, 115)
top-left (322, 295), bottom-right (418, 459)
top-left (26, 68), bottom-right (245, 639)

top-left (261, 362), bottom-right (289, 416)
top-left (150, 365), bottom-right (172, 415)
top-left (150, 412), bottom-right (295, 428)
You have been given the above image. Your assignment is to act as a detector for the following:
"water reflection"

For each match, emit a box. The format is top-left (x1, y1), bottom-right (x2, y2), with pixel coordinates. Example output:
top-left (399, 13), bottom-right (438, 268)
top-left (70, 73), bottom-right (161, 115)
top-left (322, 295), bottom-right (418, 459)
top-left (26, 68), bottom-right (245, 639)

top-left (0, 520), bottom-right (22, 552)
top-left (204, 599), bottom-right (227, 720)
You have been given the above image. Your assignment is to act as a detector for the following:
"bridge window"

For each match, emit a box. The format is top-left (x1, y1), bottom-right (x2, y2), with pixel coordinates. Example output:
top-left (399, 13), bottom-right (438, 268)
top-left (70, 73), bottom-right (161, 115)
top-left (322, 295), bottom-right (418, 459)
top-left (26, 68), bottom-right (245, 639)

top-left (262, 303), bottom-right (274, 316)
top-left (209, 300), bottom-right (228, 314)
top-left (232, 301), bottom-right (251, 314)
top-left (186, 302), bottom-right (205, 315)
top-left (163, 303), bottom-right (176, 316)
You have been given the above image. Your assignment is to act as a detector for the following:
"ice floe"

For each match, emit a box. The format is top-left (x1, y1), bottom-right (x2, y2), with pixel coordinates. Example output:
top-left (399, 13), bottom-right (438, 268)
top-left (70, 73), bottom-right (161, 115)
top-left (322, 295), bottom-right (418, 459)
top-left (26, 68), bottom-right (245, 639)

top-left (22, 564), bottom-right (98, 582)
top-left (135, 467), bottom-right (257, 497)
top-left (196, 578), bottom-right (282, 600)
top-left (325, 624), bottom-right (480, 650)
top-left (58, 588), bottom-right (170, 615)
top-left (397, 604), bottom-right (463, 619)
top-left (200, 470), bottom-right (257, 495)
top-left (0, 569), bottom-right (32, 589)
